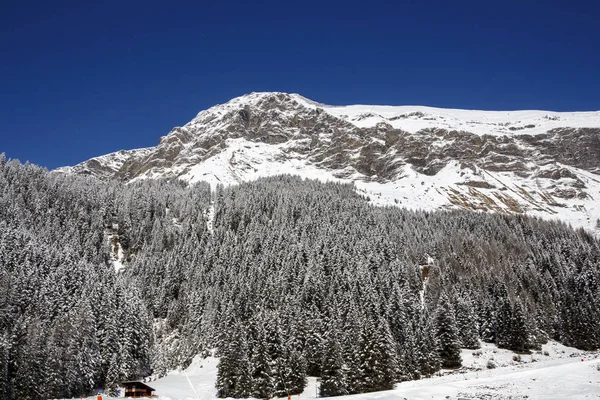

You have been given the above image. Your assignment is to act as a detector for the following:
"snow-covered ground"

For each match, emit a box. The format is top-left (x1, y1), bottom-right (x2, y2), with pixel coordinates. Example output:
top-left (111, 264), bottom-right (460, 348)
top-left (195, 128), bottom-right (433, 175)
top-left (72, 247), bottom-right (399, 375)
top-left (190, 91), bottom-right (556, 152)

top-left (177, 138), bottom-right (338, 187)
top-left (291, 93), bottom-right (600, 137)
top-left (355, 161), bottom-right (600, 234)
top-left (81, 341), bottom-right (600, 400)
top-left (395, 342), bottom-right (600, 400)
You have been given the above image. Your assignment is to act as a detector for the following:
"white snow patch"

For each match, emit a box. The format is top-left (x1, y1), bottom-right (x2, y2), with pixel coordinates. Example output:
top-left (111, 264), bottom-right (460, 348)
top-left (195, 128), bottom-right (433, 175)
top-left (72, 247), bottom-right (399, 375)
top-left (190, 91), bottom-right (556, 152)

top-left (205, 200), bottom-right (215, 234)
top-left (309, 99), bottom-right (600, 137)
top-left (149, 354), bottom-right (219, 400)
top-left (105, 228), bottom-right (126, 273)
top-left (178, 138), bottom-right (343, 187)
top-left (112, 242), bottom-right (125, 273)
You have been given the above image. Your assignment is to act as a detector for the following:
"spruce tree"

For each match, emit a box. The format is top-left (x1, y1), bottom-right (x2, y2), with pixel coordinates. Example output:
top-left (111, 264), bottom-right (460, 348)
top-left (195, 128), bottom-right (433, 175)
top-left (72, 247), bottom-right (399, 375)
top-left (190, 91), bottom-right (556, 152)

top-left (249, 332), bottom-right (273, 399)
top-left (435, 294), bottom-right (462, 369)
top-left (508, 299), bottom-right (529, 352)
top-left (105, 354), bottom-right (121, 397)
top-left (496, 298), bottom-right (513, 349)
top-left (416, 316), bottom-right (441, 377)
top-left (354, 317), bottom-right (398, 393)
top-left (284, 349), bottom-right (307, 395)
top-left (319, 326), bottom-right (348, 397)
top-left (216, 325), bottom-right (252, 398)
top-left (455, 297), bottom-right (480, 349)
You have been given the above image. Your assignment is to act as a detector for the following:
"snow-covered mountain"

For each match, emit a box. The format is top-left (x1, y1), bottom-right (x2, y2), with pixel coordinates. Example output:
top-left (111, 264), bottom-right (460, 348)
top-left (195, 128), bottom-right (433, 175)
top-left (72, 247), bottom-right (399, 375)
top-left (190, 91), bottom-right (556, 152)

top-left (57, 92), bottom-right (600, 232)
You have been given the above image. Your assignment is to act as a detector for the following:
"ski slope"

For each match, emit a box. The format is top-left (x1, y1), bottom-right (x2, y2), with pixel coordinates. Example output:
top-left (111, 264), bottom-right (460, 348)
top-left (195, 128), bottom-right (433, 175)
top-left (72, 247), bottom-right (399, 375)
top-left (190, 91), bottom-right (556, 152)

top-left (78, 342), bottom-right (600, 400)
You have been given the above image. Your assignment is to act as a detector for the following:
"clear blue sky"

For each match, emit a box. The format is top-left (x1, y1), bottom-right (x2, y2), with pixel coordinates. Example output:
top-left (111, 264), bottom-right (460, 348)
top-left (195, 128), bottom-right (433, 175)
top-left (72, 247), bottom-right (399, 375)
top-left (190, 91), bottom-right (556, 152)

top-left (1, 0), bottom-right (599, 169)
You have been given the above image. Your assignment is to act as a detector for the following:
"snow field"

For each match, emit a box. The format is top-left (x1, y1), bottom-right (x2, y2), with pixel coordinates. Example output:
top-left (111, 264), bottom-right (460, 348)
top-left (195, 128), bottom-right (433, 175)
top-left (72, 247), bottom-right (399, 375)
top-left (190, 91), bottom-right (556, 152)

top-left (74, 341), bottom-right (599, 400)
top-left (290, 93), bottom-right (600, 137)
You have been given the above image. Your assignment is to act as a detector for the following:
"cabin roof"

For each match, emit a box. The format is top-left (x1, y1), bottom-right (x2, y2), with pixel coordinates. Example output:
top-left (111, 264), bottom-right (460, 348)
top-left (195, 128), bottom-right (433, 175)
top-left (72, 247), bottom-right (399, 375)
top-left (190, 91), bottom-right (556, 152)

top-left (121, 381), bottom-right (155, 391)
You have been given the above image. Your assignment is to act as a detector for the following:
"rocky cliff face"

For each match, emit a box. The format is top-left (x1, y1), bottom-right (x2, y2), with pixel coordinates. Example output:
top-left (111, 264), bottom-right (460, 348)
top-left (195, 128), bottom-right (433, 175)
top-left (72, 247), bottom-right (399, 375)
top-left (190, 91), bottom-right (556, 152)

top-left (57, 92), bottom-right (600, 232)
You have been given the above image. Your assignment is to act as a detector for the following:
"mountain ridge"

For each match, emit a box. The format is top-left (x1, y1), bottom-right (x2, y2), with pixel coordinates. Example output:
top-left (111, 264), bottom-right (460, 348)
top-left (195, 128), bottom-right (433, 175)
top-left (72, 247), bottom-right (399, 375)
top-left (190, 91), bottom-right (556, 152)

top-left (57, 92), bottom-right (600, 232)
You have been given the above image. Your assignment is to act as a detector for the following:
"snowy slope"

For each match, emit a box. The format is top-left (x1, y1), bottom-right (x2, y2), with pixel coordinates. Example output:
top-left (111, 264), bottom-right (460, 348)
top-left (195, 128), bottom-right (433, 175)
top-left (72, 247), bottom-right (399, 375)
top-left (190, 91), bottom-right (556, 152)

top-left (138, 135), bottom-right (600, 233)
top-left (355, 162), bottom-right (600, 233)
top-left (162, 137), bottom-right (600, 233)
top-left (57, 92), bottom-right (600, 233)
top-left (74, 342), bottom-right (600, 400)
top-left (314, 100), bottom-right (600, 136)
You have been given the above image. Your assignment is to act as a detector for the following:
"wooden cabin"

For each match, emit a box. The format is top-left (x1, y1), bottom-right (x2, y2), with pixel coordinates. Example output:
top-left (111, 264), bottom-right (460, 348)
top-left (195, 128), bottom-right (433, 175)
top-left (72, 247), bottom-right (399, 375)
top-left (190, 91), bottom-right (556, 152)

top-left (122, 381), bottom-right (156, 398)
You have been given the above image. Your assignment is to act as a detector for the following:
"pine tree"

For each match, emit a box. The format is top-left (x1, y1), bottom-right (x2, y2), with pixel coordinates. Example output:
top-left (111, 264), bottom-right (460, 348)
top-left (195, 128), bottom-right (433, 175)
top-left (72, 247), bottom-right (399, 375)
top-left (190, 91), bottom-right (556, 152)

top-left (216, 323), bottom-right (252, 398)
top-left (416, 315), bottom-right (441, 377)
top-left (249, 329), bottom-right (274, 399)
top-left (354, 317), bottom-right (398, 393)
top-left (478, 296), bottom-right (496, 343)
top-left (0, 333), bottom-right (10, 400)
top-left (284, 349), bottom-right (307, 395)
top-left (496, 297), bottom-right (512, 349)
top-left (265, 318), bottom-right (287, 397)
top-left (319, 326), bottom-right (348, 397)
top-left (508, 299), bottom-right (529, 352)
top-left (105, 354), bottom-right (121, 397)
top-left (13, 319), bottom-right (48, 400)
top-left (455, 296), bottom-right (480, 349)
top-left (370, 318), bottom-right (399, 390)
top-left (67, 299), bottom-right (101, 396)
top-left (302, 313), bottom-right (325, 377)
top-left (397, 326), bottom-right (419, 380)
top-left (340, 312), bottom-right (361, 394)
top-left (435, 294), bottom-right (462, 369)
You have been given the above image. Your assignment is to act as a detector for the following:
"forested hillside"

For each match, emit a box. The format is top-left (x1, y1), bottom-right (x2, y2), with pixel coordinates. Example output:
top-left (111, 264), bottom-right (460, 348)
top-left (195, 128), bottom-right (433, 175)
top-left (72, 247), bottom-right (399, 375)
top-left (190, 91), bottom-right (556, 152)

top-left (1, 154), bottom-right (599, 399)
top-left (0, 155), bottom-right (211, 399)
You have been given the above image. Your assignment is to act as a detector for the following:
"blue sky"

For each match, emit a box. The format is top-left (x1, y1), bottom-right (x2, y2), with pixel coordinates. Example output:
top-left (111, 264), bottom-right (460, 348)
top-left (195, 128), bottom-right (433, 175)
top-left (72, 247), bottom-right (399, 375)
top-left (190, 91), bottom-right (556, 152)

top-left (1, 0), bottom-right (599, 169)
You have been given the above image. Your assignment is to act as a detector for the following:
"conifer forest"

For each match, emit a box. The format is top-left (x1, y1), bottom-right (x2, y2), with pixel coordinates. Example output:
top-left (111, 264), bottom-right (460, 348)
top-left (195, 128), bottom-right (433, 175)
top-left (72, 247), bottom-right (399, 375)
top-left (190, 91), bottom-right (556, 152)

top-left (0, 155), bottom-right (599, 399)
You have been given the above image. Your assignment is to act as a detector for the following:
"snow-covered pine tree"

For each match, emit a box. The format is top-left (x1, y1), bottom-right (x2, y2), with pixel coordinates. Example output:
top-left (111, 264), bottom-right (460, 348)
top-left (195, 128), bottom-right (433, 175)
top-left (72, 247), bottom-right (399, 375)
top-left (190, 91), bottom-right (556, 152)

top-left (455, 296), bottom-right (480, 349)
top-left (104, 354), bottom-right (121, 397)
top-left (12, 318), bottom-right (48, 400)
top-left (249, 327), bottom-right (274, 399)
top-left (264, 317), bottom-right (289, 398)
top-left (340, 307), bottom-right (361, 394)
top-left (508, 298), bottom-right (529, 352)
top-left (396, 325), bottom-right (419, 381)
top-left (283, 349), bottom-right (307, 395)
top-left (434, 294), bottom-right (462, 369)
top-left (319, 325), bottom-right (348, 397)
top-left (302, 311), bottom-right (325, 377)
top-left (353, 317), bottom-right (398, 393)
top-left (495, 297), bottom-right (512, 349)
top-left (371, 318), bottom-right (399, 389)
top-left (216, 323), bottom-right (252, 398)
top-left (416, 314), bottom-right (441, 378)
top-left (0, 333), bottom-right (10, 400)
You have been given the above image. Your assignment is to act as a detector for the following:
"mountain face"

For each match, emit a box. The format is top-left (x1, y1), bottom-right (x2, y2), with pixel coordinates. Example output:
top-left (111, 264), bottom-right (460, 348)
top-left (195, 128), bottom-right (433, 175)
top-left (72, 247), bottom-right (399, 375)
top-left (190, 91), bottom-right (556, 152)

top-left (57, 92), bottom-right (600, 231)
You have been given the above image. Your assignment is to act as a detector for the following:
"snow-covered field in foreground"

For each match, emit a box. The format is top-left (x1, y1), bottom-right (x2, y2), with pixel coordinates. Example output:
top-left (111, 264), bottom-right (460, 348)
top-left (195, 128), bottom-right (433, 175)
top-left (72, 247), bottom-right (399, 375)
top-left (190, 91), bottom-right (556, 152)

top-left (81, 341), bottom-right (600, 400)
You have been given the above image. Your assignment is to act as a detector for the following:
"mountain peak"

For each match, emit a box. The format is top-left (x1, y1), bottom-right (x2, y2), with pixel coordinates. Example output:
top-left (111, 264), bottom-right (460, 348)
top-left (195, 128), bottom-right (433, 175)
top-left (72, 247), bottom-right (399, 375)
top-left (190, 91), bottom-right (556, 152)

top-left (58, 93), bottom-right (600, 233)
